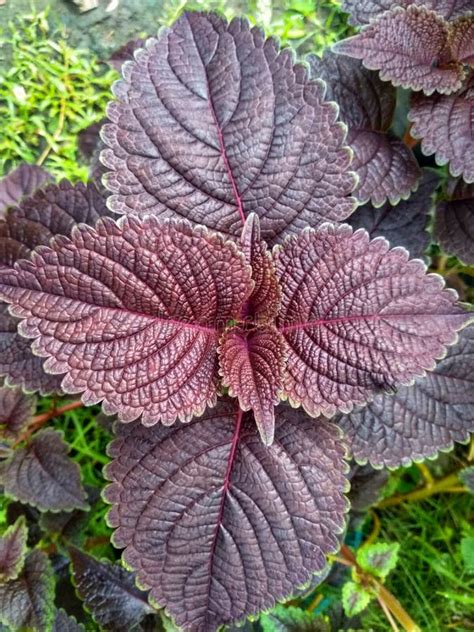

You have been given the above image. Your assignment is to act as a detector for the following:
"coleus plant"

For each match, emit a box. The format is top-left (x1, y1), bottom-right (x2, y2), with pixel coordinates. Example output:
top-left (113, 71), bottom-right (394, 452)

top-left (0, 9), bottom-right (473, 632)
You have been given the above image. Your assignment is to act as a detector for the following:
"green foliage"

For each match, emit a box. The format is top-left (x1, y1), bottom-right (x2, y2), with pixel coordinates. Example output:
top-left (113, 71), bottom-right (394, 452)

top-left (342, 581), bottom-right (371, 617)
top-left (356, 542), bottom-right (400, 579)
top-left (260, 604), bottom-right (329, 631)
top-left (461, 537), bottom-right (474, 574)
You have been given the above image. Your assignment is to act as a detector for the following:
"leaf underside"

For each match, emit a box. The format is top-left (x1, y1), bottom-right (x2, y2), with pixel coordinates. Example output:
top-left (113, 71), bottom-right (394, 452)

top-left (0, 385), bottom-right (36, 442)
top-left (0, 516), bottom-right (28, 582)
top-left (101, 12), bottom-right (356, 244)
top-left (70, 547), bottom-right (153, 631)
top-left (347, 169), bottom-right (440, 259)
top-left (104, 399), bottom-right (348, 632)
top-left (0, 164), bottom-right (52, 216)
top-left (275, 222), bottom-right (470, 418)
top-left (341, 0), bottom-right (474, 25)
top-left (334, 6), bottom-right (465, 95)
top-left (435, 180), bottom-right (474, 264)
top-left (1, 428), bottom-right (88, 512)
top-left (339, 326), bottom-right (474, 467)
top-left (409, 76), bottom-right (474, 183)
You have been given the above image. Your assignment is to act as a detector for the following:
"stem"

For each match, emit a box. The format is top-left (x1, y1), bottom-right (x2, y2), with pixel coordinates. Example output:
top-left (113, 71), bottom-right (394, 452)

top-left (377, 594), bottom-right (400, 632)
top-left (377, 472), bottom-right (461, 508)
top-left (14, 400), bottom-right (84, 446)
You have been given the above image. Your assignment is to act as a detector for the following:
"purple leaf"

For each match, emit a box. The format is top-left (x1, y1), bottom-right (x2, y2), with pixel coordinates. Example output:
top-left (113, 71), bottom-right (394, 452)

top-left (341, 0), bottom-right (474, 26)
top-left (0, 385), bottom-right (36, 442)
top-left (347, 169), bottom-right (440, 259)
top-left (101, 13), bottom-right (356, 244)
top-left (240, 214), bottom-right (281, 323)
top-left (0, 550), bottom-right (55, 631)
top-left (275, 223), bottom-right (471, 418)
top-left (434, 179), bottom-right (474, 264)
top-left (339, 326), bottom-right (474, 467)
top-left (104, 399), bottom-right (348, 632)
top-left (334, 6), bottom-right (465, 95)
top-left (0, 428), bottom-right (89, 512)
top-left (449, 16), bottom-right (474, 65)
top-left (309, 52), bottom-right (420, 206)
top-left (69, 547), bottom-right (154, 631)
top-left (108, 38), bottom-right (147, 72)
top-left (408, 74), bottom-right (474, 182)
top-left (0, 516), bottom-right (28, 582)
top-left (53, 609), bottom-right (85, 632)
top-left (0, 216), bottom-right (252, 424)
top-left (219, 325), bottom-right (286, 445)
top-left (348, 464), bottom-right (388, 512)
top-left (77, 119), bottom-right (106, 161)
top-left (0, 164), bottom-right (52, 217)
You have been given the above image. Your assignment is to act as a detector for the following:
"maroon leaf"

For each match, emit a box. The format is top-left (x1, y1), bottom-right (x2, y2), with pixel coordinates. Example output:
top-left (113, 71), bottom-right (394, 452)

top-left (101, 13), bottom-right (356, 244)
top-left (0, 516), bottom-right (28, 582)
top-left (0, 429), bottom-right (88, 512)
top-left (334, 6), bottom-right (465, 95)
top-left (347, 169), bottom-right (440, 259)
top-left (104, 399), bottom-right (348, 632)
top-left (240, 213), bottom-right (281, 323)
top-left (108, 38), bottom-right (147, 72)
top-left (53, 609), bottom-right (85, 632)
top-left (409, 74), bottom-right (474, 182)
top-left (0, 216), bottom-right (252, 424)
top-left (341, 0), bottom-right (474, 26)
top-left (449, 16), bottom-right (474, 65)
top-left (219, 325), bottom-right (286, 444)
top-left (434, 179), bottom-right (474, 264)
top-left (69, 547), bottom-right (154, 631)
top-left (275, 223), bottom-right (472, 418)
top-left (0, 550), bottom-right (55, 631)
top-left (0, 385), bottom-right (36, 442)
top-left (309, 52), bottom-right (420, 206)
top-left (0, 164), bottom-right (52, 216)
top-left (339, 326), bottom-right (474, 467)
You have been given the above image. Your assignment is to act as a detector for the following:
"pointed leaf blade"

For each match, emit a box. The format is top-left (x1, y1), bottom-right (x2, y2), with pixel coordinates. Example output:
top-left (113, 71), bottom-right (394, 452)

top-left (434, 180), bottom-right (474, 264)
top-left (0, 164), bottom-right (52, 216)
top-left (334, 6), bottom-right (464, 95)
top-left (101, 13), bottom-right (356, 244)
top-left (104, 399), bottom-right (348, 632)
top-left (1, 428), bottom-right (88, 512)
top-left (0, 385), bottom-right (36, 442)
top-left (276, 223), bottom-right (471, 418)
top-left (339, 326), bottom-right (474, 467)
top-left (356, 542), bottom-right (399, 578)
top-left (342, 581), bottom-right (371, 617)
top-left (0, 516), bottom-right (28, 582)
top-left (69, 547), bottom-right (154, 631)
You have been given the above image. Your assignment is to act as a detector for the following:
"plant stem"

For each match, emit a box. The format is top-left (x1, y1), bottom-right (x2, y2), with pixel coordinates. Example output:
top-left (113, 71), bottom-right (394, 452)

top-left (377, 472), bottom-right (461, 508)
top-left (14, 400), bottom-right (84, 446)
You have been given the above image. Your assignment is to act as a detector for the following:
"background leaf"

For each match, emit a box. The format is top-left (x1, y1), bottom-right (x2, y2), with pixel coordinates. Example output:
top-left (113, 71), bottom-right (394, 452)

top-left (260, 604), bottom-right (330, 631)
top-left (0, 164), bottom-right (52, 216)
top-left (52, 608), bottom-right (85, 632)
top-left (341, 0), bottom-right (474, 26)
top-left (0, 516), bottom-right (28, 583)
top-left (434, 179), bottom-right (474, 265)
top-left (0, 385), bottom-right (36, 443)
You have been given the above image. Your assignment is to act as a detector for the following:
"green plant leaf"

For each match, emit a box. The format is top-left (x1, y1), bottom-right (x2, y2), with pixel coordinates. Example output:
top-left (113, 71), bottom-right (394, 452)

top-left (356, 542), bottom-right (400, 579)
top-left (342, 581), bottom-right (372, 617)
top-left (260, 604), bottom-right (329, 631)
top-left (461, 537), bottom-right (474, 574)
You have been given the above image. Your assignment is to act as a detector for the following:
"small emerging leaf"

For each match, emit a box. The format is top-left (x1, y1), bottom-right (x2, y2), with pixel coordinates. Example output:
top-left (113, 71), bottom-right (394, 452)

top-left (0, 550), bottom-right (55, 631)
top-left (0, 516), bottom-right (28, 582)
top-left (0, 164), bottom-right (52, 216)
top-left (356, 542), bottom-right (400, 579)
top-left (342, 581), bottom-right (372, 617)
top-left (1, 428), bottom-right (88, 512)
top-left (0, 385), bottom-right (36, 442)
top-left (70, 547), bottom-right (154, 631)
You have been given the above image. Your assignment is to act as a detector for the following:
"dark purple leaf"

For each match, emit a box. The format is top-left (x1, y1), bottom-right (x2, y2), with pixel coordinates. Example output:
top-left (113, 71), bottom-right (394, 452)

top-left (101, 13), bottom-right (356, 244)
top-left (69, 547), bottom-right (154, 631)
top-left (104, 399), bottom-right (348, 632)
top-left (347, 169), bottom-right (440, 259)
top-left (53, 609), bottom-right (85, 632)
top-left (348, 464), bottom-right (388, 512)
top-left (309, 52), bottom-right (420, 206)
top-left (409, 74), bottom-right (474, 182)
top-left (334, 6), bottom-right (465, 95)
top-left (219, 325), bottom-right (286, 445)
top-left (0, 164), bottom-right (52, 216)
top-left (434, 179), bottom-right (474, 264)
top-left (0, 428), bottom-right (89, 511)
top-left (449, 16), bottom-right (474, 65)
top-left (0, 216), bottom-right (252, 424)
top-left (0, 385), bottom-right (36, 442)
top-left (341, 0), bottom-right (474, 26)
top-left (275, 223), bottom-right (471, 418)
top-left (39, 508), bottom-right (90, 545)
top-left (339, 326), bottom-right (474, 467)
top-left (77, 119), bottom-right (106, 161)
top-left (108, 38), bottom-right (147, 72)
top-left (0, 550), bottom-right (55, 631)
top-left (0, 516), bottom-right (28, 582)
top-left (260, 605), bottom-right (330, 632)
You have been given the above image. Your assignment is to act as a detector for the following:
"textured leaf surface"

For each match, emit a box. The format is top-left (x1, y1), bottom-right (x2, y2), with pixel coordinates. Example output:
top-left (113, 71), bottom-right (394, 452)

top-left (0, 516), bottom-right (28, 582)
top-left (309, 52), bottom-right (420, 206)
top-left (0, 216), bottom-right (251, 424)
top-left (53, 609), bottom-right (85, 632)
top-left (342, 581), bottom-right (371, 617)
top-left (70, 547), bottom-right (153, 631)
top-left (347, 170), bottom-right (439, 259)
top-left (434, 180), bottom-right (474, 264)
top-left (408, 74), bottom-right (474, 182)
top-left (108, 38), bottom-right (147, 71)
top-left (0, 550), bottom-right (55, 631)
top-left (0, 385), bottom-right (36, 442)
top-left (1, 428), bottom-right (88, 511)
top-left (449, 16), bottom-right (474, 65)
top-left (104, 399), bottom-right (348, 632)
top-left (334, 6), bottom-right (464, 95)
top-left (101, 13), bottom-right (355, 244)
top-left (275, 223), bottom-right (471, 418)
top-left (356, 542), bottom-right (399, 578)
top-left (341, 0), bottom-right (474, 25)
top-left (219, 325), bottom-right (286, 445)
top-left (260, 605), bottom-right (330, 632)
top-left (0, 164), bottom-right (52, 216)
top-left (339, 326), bottom-right (474, 467)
